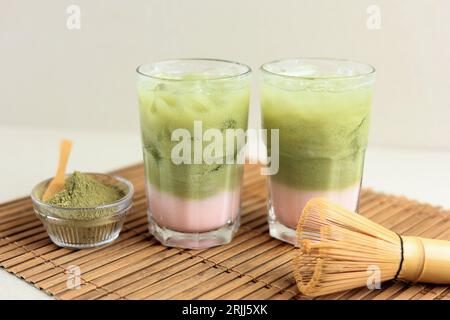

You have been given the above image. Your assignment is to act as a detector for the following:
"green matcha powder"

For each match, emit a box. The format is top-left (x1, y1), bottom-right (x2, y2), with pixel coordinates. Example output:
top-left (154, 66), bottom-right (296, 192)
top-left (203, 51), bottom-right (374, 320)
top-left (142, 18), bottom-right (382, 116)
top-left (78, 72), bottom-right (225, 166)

top-left (47, 171), bottom-right (124, 208)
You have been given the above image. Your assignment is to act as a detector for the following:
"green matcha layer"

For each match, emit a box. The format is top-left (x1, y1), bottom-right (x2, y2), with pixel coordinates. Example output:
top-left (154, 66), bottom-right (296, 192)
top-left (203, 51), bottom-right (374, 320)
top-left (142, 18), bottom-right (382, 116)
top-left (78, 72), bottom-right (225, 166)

top-left (261, 82), bottom-right (372, 191)
top-left (138, 78), bottom-right (250, 199)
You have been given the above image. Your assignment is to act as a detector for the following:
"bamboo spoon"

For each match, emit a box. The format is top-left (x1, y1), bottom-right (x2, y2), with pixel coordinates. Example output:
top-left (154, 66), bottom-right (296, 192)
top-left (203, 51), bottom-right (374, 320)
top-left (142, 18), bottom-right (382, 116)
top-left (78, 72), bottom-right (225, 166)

top-left (42, 139), bottom-right (73, 201)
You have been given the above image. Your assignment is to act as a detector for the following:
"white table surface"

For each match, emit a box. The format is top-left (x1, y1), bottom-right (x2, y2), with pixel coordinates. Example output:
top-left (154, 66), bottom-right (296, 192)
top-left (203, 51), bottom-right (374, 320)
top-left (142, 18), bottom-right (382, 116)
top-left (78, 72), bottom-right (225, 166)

top-left (1, 124), bottom-right (449, 299)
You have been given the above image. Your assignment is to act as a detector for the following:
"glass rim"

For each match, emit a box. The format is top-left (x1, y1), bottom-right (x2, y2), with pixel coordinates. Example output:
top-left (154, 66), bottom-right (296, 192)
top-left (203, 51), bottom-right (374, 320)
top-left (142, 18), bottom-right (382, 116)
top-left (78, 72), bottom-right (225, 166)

top-left (31, 173), bottom-right (134, 214)
top-left (34, 203), bottom-right (132, 223)
top-left (260, 57), bottom-right (376, 80)
top-left (136, 58), bottom-right (252, 81)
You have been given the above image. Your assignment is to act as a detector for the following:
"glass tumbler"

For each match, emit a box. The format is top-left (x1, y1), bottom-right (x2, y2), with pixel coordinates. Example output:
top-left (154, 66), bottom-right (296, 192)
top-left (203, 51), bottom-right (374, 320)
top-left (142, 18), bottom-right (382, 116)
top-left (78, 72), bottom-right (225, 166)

top-left (136, 59), bottom-right (251, 249)
top-left (261, 58), bottom-right (375, 245)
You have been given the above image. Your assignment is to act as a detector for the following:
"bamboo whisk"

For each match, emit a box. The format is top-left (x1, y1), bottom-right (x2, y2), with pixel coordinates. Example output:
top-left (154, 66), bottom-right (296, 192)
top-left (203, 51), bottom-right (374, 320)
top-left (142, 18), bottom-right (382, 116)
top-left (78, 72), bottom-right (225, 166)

top-left (293, 198), bottom-right (450, 297)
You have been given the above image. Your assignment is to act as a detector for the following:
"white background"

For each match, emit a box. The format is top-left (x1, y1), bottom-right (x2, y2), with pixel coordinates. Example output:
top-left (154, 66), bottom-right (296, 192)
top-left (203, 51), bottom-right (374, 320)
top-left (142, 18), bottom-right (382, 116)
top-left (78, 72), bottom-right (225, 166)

top-left (1, 0), bottom-right (450, 149)
top-left (0, 0), bottom-right (449, 299)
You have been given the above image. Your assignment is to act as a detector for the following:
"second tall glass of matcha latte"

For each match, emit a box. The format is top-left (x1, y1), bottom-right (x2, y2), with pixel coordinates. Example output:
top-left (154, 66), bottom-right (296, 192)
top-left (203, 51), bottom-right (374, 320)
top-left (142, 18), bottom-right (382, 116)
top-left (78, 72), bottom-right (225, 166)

top-left (137, 59), bottom-right (251, 249)
top-left (261, 58), bottom-right (375, 245)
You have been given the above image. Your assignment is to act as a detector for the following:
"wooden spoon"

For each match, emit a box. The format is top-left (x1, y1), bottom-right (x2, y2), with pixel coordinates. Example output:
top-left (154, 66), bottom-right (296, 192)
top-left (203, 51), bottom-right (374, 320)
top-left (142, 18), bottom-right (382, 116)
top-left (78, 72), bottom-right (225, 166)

top-left (42, 139), bottom-right (73, 201)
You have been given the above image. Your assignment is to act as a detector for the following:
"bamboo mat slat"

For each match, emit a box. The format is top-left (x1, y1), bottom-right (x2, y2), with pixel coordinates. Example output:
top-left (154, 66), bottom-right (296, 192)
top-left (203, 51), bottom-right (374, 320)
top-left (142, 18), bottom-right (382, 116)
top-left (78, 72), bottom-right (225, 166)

top-left (0, 163), bottom-right (449, 300)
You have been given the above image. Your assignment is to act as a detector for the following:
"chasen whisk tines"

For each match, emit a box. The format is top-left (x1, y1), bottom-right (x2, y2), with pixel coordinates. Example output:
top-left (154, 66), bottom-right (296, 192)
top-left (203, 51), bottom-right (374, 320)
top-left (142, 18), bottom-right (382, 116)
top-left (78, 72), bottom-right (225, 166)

top-left (293, 198), bottom-right (450, 297)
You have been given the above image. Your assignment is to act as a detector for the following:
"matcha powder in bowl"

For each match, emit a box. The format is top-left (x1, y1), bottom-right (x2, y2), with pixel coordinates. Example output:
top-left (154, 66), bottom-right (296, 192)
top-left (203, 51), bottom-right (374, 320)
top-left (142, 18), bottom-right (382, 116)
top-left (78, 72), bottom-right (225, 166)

top-left (31, 172), bottom-right (134, 249)
top-left (47, 171), bottom-right (125, 218)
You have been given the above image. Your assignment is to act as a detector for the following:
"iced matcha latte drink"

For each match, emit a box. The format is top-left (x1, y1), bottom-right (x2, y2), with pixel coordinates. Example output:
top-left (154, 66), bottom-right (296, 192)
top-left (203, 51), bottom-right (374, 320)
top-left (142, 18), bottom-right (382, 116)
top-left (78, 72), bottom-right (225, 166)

top-left (261, 58), bottom-right (375, 245)
top-left (137, 59), bottom-right (251, 249)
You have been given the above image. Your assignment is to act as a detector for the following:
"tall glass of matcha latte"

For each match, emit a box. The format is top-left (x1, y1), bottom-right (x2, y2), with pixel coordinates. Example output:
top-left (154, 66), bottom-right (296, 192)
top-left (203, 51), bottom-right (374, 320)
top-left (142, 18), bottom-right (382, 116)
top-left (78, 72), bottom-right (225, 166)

top-left (137, 59), bottom-right (251, 249)
top-left (261, 58), bottom-right (375, 245)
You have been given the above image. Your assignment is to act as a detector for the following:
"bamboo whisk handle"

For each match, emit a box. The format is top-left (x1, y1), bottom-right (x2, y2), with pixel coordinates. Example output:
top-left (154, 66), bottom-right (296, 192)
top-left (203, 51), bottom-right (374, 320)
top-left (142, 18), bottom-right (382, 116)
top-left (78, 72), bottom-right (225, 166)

top-left (400, 236), bottom-right (450, 284)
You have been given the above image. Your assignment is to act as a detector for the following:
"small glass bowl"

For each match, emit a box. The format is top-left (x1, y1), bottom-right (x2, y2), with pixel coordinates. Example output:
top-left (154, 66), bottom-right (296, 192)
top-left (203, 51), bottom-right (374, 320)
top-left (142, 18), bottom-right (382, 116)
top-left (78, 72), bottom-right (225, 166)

top-left (31, 173), bottom-right (134, 249)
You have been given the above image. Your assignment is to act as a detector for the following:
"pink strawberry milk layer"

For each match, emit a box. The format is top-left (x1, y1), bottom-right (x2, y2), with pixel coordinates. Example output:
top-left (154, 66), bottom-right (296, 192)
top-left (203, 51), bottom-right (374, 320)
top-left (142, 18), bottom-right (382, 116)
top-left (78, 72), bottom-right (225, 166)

top-left (270, 180), bottom-right (360, 230)
top-left (148, 185), bottom-right (241, 233)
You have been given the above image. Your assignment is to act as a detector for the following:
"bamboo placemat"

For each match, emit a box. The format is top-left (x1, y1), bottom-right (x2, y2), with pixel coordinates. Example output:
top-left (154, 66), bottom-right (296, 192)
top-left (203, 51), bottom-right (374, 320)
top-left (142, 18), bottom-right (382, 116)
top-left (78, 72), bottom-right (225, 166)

top-left (0, 164), bottom-right (449, 300)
